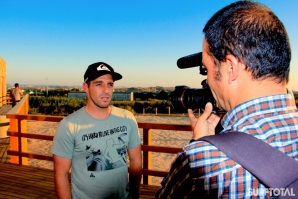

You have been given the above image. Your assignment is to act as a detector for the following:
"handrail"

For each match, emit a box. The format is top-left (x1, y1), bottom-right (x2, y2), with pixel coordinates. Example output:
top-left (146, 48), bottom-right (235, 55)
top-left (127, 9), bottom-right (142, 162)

top-left (6, 112), bottom-right (192, 185)
top-left (5, 93), bottom-right (11, 105)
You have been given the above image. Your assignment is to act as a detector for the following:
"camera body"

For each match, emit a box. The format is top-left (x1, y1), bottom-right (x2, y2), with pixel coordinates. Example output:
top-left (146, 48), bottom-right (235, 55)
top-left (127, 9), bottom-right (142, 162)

top-left (172, 52), bottom-right (225, 113)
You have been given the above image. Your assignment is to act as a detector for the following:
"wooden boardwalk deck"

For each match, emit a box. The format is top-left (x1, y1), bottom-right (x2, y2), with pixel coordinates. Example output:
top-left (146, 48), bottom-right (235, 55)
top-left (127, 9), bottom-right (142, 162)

top-left (0, 137), bottom-right (10, 163)
top-left (0, 163), bottom-right (160, 199)
top-left (0, 101), bottom-right (171, 198)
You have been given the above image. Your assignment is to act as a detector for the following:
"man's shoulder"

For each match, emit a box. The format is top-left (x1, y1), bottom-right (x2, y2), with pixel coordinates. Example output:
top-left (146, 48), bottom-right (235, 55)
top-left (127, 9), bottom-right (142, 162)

top-left (184, 140), bottom-right (232, 163)
top-left (183, 140), bottom-right (239, 178)
top-left (111, 105), bottom-right (128, 112)
top-left (62, 107), bottom-right (86, 122)
top-left (184, 140), bottom-right (216, 151)
top-left (111, 106), bottom-right (135, 118)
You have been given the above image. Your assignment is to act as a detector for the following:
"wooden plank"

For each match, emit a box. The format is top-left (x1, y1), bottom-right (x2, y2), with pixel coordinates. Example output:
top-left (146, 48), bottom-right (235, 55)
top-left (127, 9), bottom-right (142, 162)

top-left (140, 184), bottom-right (160, 199)
top-left (0, 104), bottom-right (12, 115)
top-left (138, 122), bottom-right (192, 131)
top-left (143, 128), bottom-right (153, 184)
top-left (0, 163), bottom-right (160, 199)
top-left (0, 137), bottom-right (10, 163)
top-left (6, 114), bottom-right (63, 122)
top-left (142, 169), bottom-right (168, 177)
top-left (0, 166), bottom-right (61, 198)
top-left (141, 145), bottom-right (182, 153)
top-left (7, 150), bottom-right (53, 161)
top-left (7, 131), bottom-right (54, 141)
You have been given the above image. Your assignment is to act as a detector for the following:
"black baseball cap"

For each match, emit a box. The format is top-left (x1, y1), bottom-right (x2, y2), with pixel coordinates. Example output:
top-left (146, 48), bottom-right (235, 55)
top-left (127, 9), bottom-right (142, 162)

top-left (84, 62), bottom-right (122, 82)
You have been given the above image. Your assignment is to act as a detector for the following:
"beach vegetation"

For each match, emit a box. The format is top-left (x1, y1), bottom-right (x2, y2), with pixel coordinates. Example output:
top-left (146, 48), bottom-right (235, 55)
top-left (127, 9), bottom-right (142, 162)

top-left (28, 96), bottom-right (175, 116)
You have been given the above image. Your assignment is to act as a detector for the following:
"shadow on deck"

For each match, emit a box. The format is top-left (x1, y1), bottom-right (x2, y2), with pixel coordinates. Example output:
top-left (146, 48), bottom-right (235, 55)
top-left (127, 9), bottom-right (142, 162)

top-left (1, 137), bottom-right (160, 198)
top-left (0, 163), bottom-right (160, 199)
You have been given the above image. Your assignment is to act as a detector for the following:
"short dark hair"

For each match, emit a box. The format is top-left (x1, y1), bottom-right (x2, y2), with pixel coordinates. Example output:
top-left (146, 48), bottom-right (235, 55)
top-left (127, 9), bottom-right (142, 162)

top-left (203, 1), bottom-right (291, 83)
top-left (15, 83), bottom-right (19, 87)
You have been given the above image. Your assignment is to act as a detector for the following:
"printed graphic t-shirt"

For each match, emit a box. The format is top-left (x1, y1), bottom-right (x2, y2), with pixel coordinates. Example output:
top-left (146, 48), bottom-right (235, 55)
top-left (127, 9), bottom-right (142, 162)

top-left (51, 106), bottom-right (141, 199)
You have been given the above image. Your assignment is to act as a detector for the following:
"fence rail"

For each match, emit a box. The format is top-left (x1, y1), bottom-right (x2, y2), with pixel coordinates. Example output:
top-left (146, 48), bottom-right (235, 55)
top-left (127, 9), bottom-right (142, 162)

top-left (5, 95), bottom-right (192, 184)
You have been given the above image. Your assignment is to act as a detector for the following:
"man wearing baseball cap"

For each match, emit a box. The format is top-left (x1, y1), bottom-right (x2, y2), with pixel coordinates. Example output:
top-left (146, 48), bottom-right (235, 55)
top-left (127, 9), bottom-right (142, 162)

top-left (52, 62), bottom-right (142, 199)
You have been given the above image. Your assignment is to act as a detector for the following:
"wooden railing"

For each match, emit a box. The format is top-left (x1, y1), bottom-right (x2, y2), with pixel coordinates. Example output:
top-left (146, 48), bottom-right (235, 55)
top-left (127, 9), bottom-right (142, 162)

top-left (5, 94), bottom-right (11, 105)
top-left (6, 94), bottom-right (192, 184)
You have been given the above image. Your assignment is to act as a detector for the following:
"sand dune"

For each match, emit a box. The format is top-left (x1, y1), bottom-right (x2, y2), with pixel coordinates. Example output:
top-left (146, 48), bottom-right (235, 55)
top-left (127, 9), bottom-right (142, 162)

top-left (27, 115), bottom-right (192, 185)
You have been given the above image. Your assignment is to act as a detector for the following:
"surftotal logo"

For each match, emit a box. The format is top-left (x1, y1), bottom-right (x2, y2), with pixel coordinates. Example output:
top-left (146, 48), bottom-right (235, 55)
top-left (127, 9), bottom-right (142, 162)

top-left (246, 188), bottom-right (295, 197)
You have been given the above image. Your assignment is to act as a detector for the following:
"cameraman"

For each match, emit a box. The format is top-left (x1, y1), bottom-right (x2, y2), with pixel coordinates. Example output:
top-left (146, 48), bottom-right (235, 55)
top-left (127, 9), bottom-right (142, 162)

top-left (155, 1), bottom-right (298, 198)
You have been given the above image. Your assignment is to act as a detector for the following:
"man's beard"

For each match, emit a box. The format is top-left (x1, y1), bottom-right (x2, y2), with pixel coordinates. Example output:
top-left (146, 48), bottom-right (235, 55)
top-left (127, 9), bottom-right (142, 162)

top-left (89, 93), bottom-right (110, 109)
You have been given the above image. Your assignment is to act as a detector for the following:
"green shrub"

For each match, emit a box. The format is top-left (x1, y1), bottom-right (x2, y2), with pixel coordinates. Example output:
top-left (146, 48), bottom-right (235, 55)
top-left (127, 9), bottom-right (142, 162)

top-left (28, 96), bottom-right (179, 116)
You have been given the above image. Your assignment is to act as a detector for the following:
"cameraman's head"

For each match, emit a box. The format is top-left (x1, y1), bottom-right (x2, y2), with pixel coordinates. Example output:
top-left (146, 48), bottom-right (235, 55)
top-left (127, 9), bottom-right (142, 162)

top-left (201, 1), bottom-right (291, 111)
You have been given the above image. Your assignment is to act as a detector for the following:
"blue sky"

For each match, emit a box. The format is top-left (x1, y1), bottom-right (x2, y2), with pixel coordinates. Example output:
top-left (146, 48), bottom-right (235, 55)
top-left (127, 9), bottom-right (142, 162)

top-left (1, 0), bottom-right (298, 90)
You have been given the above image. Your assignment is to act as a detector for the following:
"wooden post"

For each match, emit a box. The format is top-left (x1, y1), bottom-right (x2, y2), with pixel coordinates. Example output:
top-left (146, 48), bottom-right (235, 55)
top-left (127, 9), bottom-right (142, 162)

top-left (142, 128), bottom-right (152, 184)
top-left (168, 107), bottom-right (170, 115)
top-left (8, 95), bottom-right (28, 165)
top-left (155, 108), bottom-right (157, 115)
top-left (0, 57), bottom-right (6, 106)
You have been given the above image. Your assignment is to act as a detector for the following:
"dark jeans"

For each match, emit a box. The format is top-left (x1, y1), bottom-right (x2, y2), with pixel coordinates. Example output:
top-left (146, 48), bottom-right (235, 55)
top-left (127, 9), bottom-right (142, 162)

top-left (12, 100), bottom-right (20, 107)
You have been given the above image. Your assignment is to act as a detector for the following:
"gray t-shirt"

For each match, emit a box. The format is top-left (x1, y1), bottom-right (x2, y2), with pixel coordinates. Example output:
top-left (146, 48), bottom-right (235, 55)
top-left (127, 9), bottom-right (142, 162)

top-left (51, 106), bottom-right (141, 199)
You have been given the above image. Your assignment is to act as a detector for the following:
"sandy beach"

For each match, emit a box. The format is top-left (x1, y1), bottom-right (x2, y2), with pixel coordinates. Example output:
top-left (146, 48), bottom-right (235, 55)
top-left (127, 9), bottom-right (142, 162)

top-left (27, 115), bottom-right (192, 185)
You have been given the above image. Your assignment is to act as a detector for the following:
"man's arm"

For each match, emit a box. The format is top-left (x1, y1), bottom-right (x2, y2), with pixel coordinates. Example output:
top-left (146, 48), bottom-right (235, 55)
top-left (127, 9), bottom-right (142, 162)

top-left (19, 88), bottom-right (23, 96)
top-left (127, 144), bottom-right (142, 198)
top-left (155, 103), bottom-right (221, 199)
top-left (155, 152), bottom-right (196, 199)
top-left (53, 155), bottom-right (72, 199)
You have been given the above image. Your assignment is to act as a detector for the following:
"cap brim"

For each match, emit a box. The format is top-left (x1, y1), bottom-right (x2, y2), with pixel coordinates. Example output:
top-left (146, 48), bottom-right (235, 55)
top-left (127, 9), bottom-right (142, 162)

top-left (177, 52), bottom-right (202, 69)
top-left (85, 71), bottom-right (122, 82)
top-left (112, 72), bottom-right (122, 81)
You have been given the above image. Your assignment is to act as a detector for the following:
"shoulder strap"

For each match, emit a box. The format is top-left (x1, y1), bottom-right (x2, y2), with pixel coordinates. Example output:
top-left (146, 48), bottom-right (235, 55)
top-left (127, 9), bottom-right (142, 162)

top-left (198, 132), bottom-right (298, 192)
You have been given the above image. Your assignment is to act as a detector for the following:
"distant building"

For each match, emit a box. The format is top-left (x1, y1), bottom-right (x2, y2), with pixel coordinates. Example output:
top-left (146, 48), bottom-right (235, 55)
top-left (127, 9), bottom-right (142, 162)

top-left (68, 92), bottom-right (134, 101)
top-left (68, 92), bottom-right (86, 99)
top-left (112, 92), bottom-right (134, 101)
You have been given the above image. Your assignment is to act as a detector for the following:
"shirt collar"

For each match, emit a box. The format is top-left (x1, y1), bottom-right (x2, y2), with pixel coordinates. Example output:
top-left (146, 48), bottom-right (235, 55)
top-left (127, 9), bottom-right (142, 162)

top-left (221, 90), bottom-right (297, 130)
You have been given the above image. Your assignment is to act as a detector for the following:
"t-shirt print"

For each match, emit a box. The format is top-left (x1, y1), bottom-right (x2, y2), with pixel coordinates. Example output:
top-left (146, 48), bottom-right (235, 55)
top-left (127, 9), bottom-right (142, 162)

top-left (85, 132), bottom-right (128, 171)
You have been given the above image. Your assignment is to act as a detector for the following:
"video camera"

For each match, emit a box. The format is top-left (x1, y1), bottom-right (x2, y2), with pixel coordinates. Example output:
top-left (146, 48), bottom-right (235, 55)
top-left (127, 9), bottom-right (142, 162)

top-left (171, 52), bottom-right (224, 113)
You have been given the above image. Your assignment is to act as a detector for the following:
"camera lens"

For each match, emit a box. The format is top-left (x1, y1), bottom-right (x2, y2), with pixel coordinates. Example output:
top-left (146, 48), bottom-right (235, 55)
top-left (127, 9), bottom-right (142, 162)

top-left (171, 86), bottom-right (216, 111)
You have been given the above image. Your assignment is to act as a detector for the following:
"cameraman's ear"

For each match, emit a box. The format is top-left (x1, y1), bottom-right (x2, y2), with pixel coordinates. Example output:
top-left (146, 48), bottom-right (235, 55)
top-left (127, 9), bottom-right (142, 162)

top-left (225, 54), bottom-right (240, 84)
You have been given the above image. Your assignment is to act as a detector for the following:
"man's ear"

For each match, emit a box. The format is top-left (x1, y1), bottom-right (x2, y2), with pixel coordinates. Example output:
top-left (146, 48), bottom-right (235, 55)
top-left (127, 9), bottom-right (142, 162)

top-left (225, 54), bottom-right (240, 84)
top-left (83, 82), bottom-right (88, 93)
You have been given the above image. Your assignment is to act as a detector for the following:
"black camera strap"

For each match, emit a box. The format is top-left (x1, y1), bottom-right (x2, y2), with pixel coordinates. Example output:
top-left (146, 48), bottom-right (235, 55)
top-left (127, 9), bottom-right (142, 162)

top-left (198, 131), bottom-right (298, 199)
